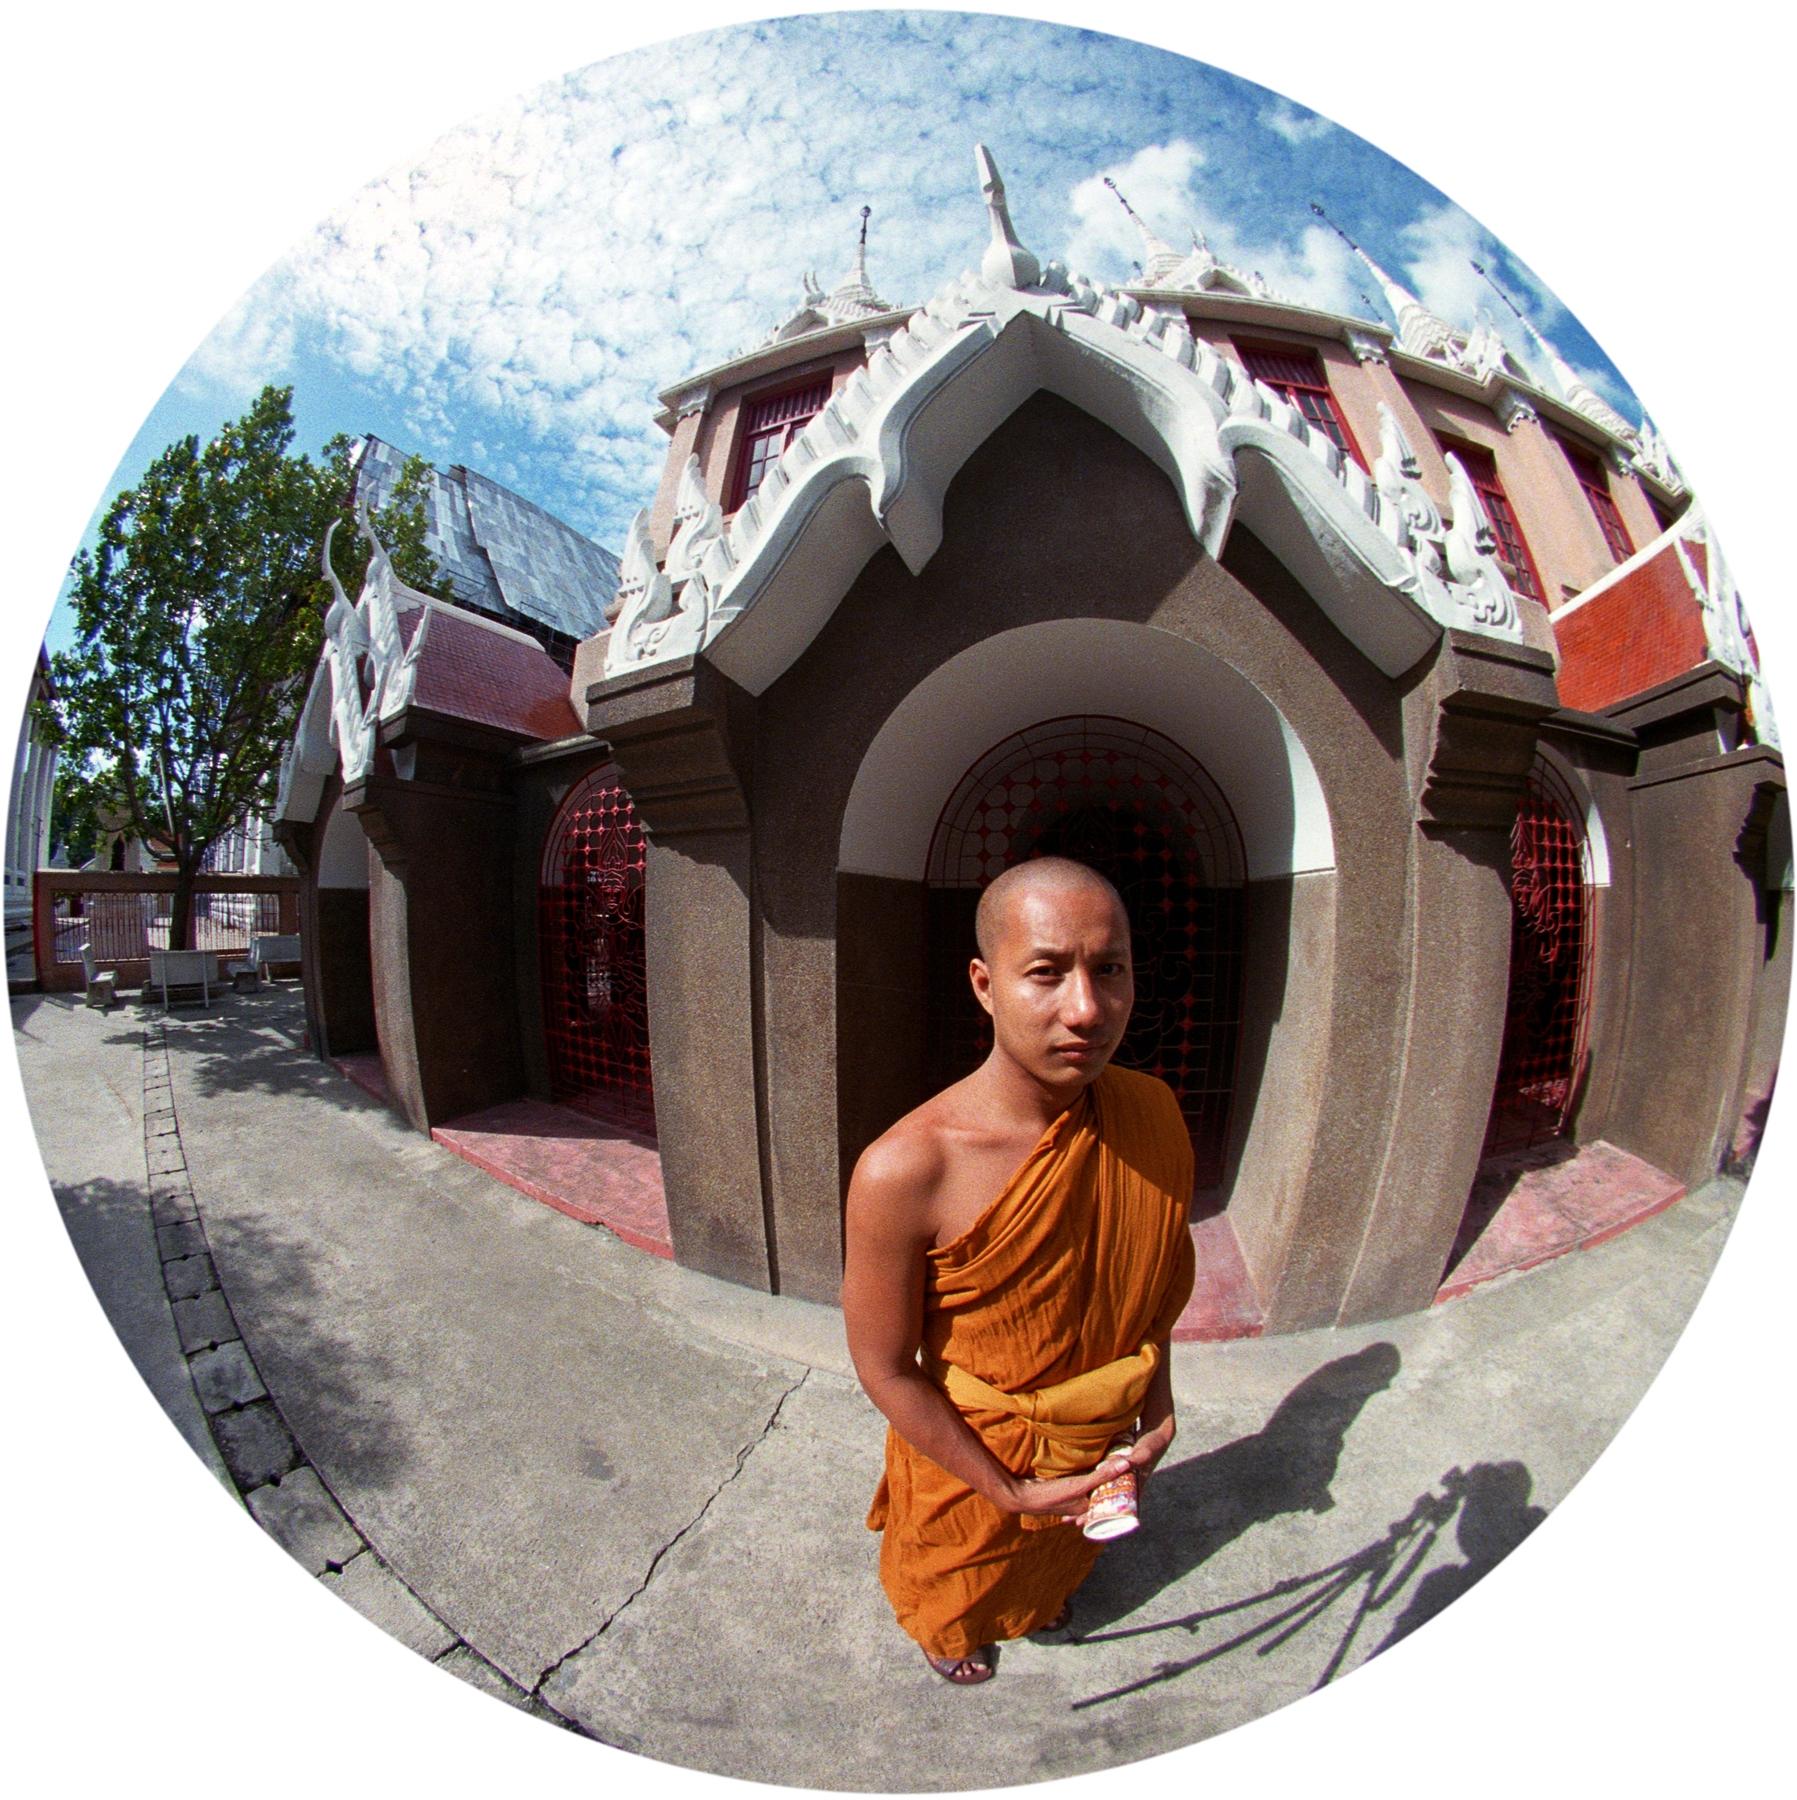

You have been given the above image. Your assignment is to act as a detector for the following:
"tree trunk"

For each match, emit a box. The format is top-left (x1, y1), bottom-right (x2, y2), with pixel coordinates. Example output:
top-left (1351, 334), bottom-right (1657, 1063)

top-left (169, 862), bottom-right (199, 952)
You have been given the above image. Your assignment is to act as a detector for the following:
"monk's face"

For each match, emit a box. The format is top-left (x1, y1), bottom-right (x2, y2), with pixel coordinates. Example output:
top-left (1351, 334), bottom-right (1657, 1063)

top-left (970, 879), bottom-right (1134, 1092)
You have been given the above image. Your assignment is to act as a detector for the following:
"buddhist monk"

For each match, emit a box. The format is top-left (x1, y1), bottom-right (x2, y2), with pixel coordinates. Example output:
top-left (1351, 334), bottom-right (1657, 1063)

top-left (842, 856), bottom-right (1195, 1684)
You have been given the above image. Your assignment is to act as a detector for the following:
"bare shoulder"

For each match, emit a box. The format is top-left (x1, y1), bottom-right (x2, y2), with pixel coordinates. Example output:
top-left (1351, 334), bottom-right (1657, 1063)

top-left (846, 1096), bottom-right (953, 1231)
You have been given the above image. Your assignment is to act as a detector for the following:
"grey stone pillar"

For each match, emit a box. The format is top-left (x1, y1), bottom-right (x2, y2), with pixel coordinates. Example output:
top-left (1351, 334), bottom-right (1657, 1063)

top-left (584, 656), bottom-right (773, 1292)
top-left (351, 732), bottom-right (524, 1132)
top-left (1607, 711), bottom-right (1785, 1184)
top-left (1335, 631), bottom-right (1560, 1326)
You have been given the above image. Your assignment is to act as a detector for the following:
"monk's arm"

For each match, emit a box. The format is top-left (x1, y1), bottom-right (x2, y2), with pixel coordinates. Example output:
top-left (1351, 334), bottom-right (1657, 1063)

top-left (841, 1140), bottom-right (1125, 1519)
top-left (1127, 1340), bottom-right (1177, 1489)
top-left (1127, 1156), bottom-right (1194, 1489)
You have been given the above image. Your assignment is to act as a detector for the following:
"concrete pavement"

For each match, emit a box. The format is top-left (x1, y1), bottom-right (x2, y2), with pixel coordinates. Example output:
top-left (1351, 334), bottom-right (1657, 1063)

top-left (13, 983), bottom-right (1745, 1790)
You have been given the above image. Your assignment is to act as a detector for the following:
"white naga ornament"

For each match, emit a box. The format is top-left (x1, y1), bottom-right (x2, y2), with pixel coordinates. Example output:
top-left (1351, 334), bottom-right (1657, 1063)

top-left (314, 501), bottom-right (432, 786)
top-left (602, 146), bottom-right (1535, 687)
top-left (1677, 508), bottom-right (1779, 751)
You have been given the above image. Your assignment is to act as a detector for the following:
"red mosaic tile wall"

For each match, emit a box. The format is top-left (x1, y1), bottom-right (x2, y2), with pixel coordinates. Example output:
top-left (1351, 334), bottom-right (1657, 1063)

top-left (406, 603), bottom-right (582, 741)
top-left (1553, 545), bottom-right (1709, 715)
top-left (538, 767), bottom-right (655, 1133)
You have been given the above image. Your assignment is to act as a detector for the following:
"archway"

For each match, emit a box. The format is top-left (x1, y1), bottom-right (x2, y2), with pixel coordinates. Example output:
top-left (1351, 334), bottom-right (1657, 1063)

top-left (308, 790), bottom-right (377, 1058)
top-left (1481, 758), bottom-right (1595, 1157)
top-left (537, 763), bottom-right (654, 1133)
top-left (924, 716), bottom-right (1247, 1194)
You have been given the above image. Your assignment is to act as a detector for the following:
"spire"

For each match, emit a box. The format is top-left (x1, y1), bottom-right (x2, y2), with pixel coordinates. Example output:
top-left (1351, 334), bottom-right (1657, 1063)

top-left (762, 206), bottom-right (893, 345)
top-left (1471, 258), bottom-right (1637, 441)
top-left (975, 144), bottom-right (1039, 289)
top-left (1516, 312), bottom-right (1637, 440)
top-left (820, 204), bottom-right (891, 323)
top-left (1354, 245), bottom-right (1460, 361)
top-left (1104, 176), bottom-right (1186, 287)
top-left (1309, 201), bottom-right (1458, 361)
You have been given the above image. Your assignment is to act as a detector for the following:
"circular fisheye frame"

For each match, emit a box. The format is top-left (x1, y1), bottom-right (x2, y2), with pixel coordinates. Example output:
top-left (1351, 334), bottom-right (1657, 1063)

top-left (7, 7), bottom-right (1786, 1797)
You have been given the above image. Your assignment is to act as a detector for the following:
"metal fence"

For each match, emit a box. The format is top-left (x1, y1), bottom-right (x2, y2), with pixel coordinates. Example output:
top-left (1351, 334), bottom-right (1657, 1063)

top-left (33, 872), bottom-right (301, 992)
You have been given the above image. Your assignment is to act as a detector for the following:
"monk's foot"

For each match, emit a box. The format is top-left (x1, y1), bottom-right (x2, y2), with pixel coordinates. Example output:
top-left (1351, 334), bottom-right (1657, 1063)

top-left (1029, 1601), bottom-right (1073, 1637)
top-left (923, 1646), bottom-right (994, 1685)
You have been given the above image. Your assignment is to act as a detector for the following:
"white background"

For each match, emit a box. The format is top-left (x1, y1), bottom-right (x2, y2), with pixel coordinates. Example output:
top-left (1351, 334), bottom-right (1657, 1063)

top-left (3, 5), bottom-right (1787, 1796)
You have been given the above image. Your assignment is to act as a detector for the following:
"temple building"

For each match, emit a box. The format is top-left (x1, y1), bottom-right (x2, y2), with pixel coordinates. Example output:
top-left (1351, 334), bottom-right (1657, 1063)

top-left (6, 652), bottom-right (56, 911)
top-left (273, 149), bottom-right (1787, 1335)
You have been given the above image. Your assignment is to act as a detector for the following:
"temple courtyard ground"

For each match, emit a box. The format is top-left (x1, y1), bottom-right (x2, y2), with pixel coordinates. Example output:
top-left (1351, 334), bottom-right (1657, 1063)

top-left (5, 984), bottom-right (1778, 1791)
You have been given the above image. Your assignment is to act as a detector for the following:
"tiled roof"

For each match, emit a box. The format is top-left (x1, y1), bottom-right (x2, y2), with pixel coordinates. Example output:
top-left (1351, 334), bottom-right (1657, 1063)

top-left (353, 438), bottom-right (619, 645)
top-left (400, 603), bottom-right (582, 743)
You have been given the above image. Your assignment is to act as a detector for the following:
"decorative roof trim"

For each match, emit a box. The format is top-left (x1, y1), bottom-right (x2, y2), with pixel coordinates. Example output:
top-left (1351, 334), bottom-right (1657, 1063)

top-left (653, 308), bottom-right (917, 432)
top-left (600, 154), bottom-right (1535, 695)
top-left (275, 506), bottom-right (437, 826)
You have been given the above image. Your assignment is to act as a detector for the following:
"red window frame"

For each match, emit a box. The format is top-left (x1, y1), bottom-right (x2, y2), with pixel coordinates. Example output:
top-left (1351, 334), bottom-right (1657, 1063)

top-left (1236, 341), bottom-right (1368, 470)
top-left (727, 375), bottom-right (833, 511)
top-left (1558, 435), bottom-right (1635, 564)
top-left (1437, 435), bottom-right (1546, 604)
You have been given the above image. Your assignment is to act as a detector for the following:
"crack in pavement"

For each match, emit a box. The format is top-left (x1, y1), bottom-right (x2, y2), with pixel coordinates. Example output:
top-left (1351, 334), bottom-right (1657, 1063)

top-left (531, 1367), bottom-right (811, 1695)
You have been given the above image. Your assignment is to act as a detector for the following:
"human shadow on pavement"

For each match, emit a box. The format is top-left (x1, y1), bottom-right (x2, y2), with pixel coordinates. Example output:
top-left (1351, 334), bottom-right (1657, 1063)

top-left (1070, 1341), bottom-right (1402, 1634)
top-left (1071, 1458), bottom-right (1545, 1705)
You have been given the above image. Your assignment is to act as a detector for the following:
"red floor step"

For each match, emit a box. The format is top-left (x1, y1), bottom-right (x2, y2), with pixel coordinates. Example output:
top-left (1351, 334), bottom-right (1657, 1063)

top-left (431, 1098), bottom-right (672, 1258)
top-left (329, 1057), bottom-right (1681, 1323)
top-left (1436, 1138), bottom-right (1684, 1302)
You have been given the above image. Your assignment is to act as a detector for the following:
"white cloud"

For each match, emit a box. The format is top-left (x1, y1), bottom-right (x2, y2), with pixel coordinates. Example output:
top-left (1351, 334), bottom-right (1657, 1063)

top-left (1260, 100), bottom-right (1336, 146)
top-left (1396, 201), bottom-right (1564, 380)
top-left (164, 16), bottom-right (1633, 550)
top-left (1065, 140), bottom-right (1207, 279)
top-left (1065, 139), bottom-right (1361, 315)
top-left (180, 279), bottom-right (298, 395)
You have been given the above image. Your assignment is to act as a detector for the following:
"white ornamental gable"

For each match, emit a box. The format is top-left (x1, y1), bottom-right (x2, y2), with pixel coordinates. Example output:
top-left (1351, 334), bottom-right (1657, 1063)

top-left (603, 148), bottom-right (1537, 691)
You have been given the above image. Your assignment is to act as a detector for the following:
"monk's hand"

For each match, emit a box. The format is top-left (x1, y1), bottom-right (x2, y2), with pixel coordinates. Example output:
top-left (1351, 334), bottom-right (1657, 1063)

top-left (1000, 1457), bottom-right (1132, 1522)
top-left (1122, 1422), bottom-right (1175, 1494)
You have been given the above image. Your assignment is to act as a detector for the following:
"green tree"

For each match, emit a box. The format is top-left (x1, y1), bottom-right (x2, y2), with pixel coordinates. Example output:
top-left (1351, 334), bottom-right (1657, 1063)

top-left (40, 385), bottom-right (441, 948)
top-left (46, 755), bottom-right (113, 868)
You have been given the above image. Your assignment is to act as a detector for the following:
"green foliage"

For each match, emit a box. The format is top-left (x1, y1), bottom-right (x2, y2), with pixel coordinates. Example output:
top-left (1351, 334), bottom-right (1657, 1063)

top-left (46, 756), bottom-right (113, 868)
top-left (40, 386), bottom-right (442, 921)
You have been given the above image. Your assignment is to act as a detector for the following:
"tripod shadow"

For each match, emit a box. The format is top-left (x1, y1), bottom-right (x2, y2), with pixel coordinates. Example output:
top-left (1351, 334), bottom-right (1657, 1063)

top-left (1072, 1459), bottom-right (1546, 1706)
top-left (1072, 1340), bottom-right (1402, 1632)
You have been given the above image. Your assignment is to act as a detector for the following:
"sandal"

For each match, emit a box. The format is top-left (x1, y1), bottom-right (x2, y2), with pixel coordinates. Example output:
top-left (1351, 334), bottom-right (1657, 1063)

top-left (923, 1646), bottom-right (994, 1685)
top-left (1040, 1602), bottom-right (1072, 1633)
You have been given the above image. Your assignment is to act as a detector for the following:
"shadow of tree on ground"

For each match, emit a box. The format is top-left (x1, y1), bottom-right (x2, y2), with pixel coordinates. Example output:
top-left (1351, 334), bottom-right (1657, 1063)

top-left (201, 1201), bottom-right (415, 1493)
top-left (158, 989), bottom-right (386, 1115)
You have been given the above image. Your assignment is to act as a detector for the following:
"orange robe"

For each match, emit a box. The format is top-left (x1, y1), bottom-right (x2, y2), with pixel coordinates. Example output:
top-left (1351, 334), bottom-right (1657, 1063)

top-left (866, 1064), bottom-right (1196, 1660)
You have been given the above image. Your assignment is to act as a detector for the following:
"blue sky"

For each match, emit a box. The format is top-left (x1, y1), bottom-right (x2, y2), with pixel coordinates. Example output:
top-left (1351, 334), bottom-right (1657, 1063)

top-left (49, 11), bottom-right (1640, 656)
top-left (8, 5), bottom-right (1792, 1795)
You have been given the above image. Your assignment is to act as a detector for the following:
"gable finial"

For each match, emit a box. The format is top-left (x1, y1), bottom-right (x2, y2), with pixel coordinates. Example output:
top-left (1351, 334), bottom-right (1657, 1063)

top-left (974, 145), bottom-right (1039, 289)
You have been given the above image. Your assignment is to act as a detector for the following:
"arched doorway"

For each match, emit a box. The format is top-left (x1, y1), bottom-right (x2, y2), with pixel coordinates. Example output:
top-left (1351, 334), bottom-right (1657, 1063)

top-left (924, 716), bottom-right (1246, 1195)
top-left (308, 790), bottom-right (377, 1059)
top-left (538, 764), bottom-right (655, 1133)
top-left (1481, 760), bottom-right (1594, 1156)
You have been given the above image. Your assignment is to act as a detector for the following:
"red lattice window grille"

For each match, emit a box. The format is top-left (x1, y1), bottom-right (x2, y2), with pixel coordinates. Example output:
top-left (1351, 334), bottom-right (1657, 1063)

top-left (1481, 762), bottom-right (1593, 1157)
top-left (1237, 342), bottom-right (1367, 469)
top-left (538, 764), bottom-right (655, 1134)
top-left (1559, 436), bottom-right (1635, 564)
top-left (1440, 437), bottom-right (1546, 604)
top-left (925, 717), bottom-right (1247, 1196)
top-left (729, 376), bottom-right (832, 510)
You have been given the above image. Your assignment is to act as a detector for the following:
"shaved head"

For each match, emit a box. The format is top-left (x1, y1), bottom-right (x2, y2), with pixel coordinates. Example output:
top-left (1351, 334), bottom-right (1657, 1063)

top-left (974, 857), bottom-right (1128, 962)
